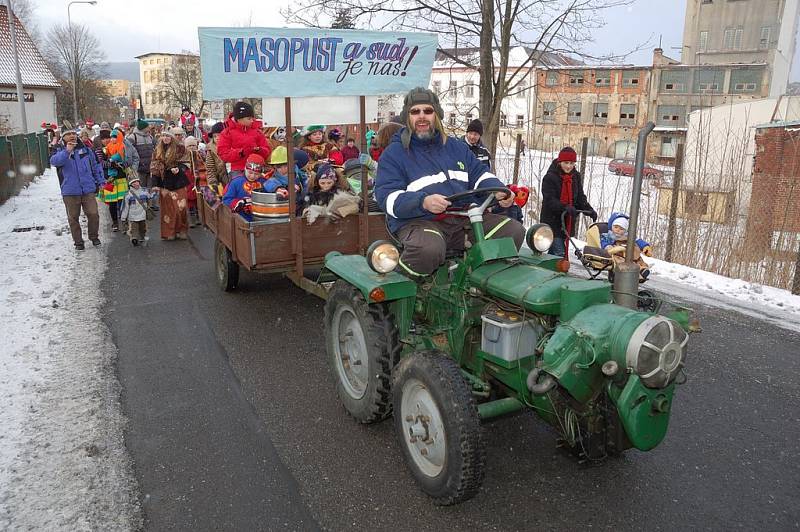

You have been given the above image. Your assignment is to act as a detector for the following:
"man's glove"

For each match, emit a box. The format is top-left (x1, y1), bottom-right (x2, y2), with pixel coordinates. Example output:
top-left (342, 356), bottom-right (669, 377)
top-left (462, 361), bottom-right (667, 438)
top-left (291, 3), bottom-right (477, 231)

top-left (564, 205), bottom-right (577, 218)
top-left (589, 209), bottom-right (598, 222)
top-left (231, 198), bottom-right (252, 213)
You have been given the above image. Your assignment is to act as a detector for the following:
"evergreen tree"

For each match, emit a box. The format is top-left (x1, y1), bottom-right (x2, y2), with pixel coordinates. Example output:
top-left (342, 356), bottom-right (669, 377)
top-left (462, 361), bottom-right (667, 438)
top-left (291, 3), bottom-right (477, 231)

top-left (330, 8), bottom-right (355, 29)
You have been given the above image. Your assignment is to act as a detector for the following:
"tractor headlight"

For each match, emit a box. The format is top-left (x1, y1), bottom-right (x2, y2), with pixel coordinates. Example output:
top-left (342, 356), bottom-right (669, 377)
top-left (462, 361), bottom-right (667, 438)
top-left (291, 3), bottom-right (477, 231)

top-left (526, 224), bottom-right (554, 253)
top-left (367, 240), bottom-right (400, 274)
top-left (626, 316), bottom-right (688, 388)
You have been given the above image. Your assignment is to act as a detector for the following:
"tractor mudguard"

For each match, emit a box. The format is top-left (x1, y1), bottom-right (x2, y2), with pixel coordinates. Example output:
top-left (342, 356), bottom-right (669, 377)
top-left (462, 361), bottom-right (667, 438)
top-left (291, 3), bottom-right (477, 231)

top-left (324, 252), bottom-right (417, 302)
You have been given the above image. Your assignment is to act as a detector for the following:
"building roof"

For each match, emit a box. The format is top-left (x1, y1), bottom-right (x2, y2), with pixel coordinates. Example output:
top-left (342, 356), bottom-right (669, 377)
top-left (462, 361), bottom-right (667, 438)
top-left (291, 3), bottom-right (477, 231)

top-left (754, 119), bottom-right (800, 130)
top-left (134, 52), bottom-right (198, 60)
top-left (434, 46), bottom-right (580, 69)
top-left (0, 5), bottom-right (59, 89)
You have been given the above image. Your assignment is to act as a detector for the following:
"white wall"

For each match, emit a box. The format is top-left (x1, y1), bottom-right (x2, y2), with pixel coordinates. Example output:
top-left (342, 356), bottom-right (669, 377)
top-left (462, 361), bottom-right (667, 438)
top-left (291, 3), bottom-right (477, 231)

top-left (0, 87), bottom-right (57, 134)
top-left (771, 0), bottom-right (800, 97)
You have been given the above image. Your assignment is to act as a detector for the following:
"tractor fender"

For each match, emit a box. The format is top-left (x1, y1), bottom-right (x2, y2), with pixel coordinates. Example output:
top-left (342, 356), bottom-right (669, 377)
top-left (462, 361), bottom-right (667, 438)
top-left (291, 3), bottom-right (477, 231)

top-left (324, 252), bottom-right (417, 303)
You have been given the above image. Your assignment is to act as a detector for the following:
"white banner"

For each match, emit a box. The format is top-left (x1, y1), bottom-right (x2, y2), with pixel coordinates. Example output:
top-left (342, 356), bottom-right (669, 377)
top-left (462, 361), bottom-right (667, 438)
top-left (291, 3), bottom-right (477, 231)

top-left (261, 96), bottom-right (379, 126)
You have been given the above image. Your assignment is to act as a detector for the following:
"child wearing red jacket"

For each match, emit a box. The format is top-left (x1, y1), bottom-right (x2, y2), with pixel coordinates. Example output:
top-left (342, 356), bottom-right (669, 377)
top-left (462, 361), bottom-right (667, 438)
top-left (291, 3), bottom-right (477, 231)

top-left (216, 101), bottom-right (271, 179)
top-left (221, 153), bottom-right (268, 219)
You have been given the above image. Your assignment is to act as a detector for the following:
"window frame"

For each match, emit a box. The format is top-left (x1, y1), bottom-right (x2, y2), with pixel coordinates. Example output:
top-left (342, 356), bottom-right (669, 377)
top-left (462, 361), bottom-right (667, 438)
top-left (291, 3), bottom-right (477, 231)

top-left (567, 101), bottom-right (582, 123)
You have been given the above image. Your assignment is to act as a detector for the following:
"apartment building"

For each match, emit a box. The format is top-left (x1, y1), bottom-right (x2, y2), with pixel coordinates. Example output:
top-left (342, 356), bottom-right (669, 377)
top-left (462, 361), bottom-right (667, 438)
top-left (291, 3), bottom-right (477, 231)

top-left (136, 52), bottom-right (204, 120)
top-left (681, 0), bottom-right (799, 98)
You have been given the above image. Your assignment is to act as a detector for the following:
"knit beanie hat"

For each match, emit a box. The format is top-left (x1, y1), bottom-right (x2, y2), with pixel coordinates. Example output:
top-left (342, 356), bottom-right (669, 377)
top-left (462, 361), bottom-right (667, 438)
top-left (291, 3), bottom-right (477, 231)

top-left (612, 216), bottom-right (629, 232)
top-left (232, 101), bottom-right (255, 120)
top-left (399, 87), bottom-right (444, 123)
top-left (169, 126), bottom-right (185, 137)
top-left (466, 119), bottom-right (483, 136)
top-left (99, 121), bottom-right (111, 131)
top-left (97, 129), bottom-right (112, 140)
top-left (209, 122), bottom-right (225, 138)
top-left (246, 153), bottom-right (266, 171)
top-left (314, 163), bottom-right (336, 181)
top-left (558, 146), bottom-right (577, 162)
top-left (184, 136), bottom-right (198, 148)
top-left (293, 148), bottom-right (309, 170)
top-left (128, 176), bottom-right (141, 186)
top-left (136, 119), bottom-right (149, 131)
top-left (304, 125), bottom-right (325, 137)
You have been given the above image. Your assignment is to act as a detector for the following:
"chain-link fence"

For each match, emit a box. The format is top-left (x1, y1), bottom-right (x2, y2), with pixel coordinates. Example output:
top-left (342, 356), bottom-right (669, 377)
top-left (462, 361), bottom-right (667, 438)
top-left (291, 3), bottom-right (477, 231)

top-left (0, 132), bottom-right (50, 205)
top-left (492, 130), bottom-right (799, 293)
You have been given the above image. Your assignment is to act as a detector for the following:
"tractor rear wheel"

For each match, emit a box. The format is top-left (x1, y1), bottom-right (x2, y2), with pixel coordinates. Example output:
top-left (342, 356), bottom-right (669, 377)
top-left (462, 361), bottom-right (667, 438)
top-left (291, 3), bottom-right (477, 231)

top-left (324, 280), bottom-right (400, 423)
top-left (215, 240), bottom-right (239, 292)
top-left (392, 351), bottom-right (485, 506)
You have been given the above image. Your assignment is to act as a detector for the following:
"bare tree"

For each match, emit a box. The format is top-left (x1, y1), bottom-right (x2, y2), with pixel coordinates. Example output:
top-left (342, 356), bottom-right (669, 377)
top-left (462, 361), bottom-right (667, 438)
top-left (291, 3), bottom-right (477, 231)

top-left (1, 0), bottom-right (39, 44)
top-left (284, 0), bottom-right (634, 155)
top-left (43, 22), bottom-right (108, 122)
top-left (155, 53), bottom-right (206, 117)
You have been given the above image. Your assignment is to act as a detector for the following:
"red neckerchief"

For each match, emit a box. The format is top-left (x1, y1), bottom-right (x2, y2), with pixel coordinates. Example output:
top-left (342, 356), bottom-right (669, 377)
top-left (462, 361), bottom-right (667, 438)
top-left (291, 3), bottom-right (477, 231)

top-left (560, 172), bottom-right (574, 256)
top-left (243, 179), bottom-right (263, 195)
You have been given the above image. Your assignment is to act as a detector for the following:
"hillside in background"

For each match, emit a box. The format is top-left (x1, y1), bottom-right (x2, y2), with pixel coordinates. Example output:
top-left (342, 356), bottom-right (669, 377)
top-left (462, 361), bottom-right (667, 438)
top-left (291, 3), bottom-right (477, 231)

top-left (105, 62), bottom-right (139, 82)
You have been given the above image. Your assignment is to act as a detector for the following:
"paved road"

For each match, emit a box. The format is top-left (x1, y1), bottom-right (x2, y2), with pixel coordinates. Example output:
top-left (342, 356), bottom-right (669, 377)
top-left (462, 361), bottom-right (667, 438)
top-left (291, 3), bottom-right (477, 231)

top-left (105, 225), bottom-right (800, 531)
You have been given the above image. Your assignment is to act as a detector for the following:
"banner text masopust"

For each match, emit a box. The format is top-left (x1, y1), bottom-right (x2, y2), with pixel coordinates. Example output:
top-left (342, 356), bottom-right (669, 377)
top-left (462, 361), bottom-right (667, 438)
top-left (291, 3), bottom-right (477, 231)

top-left (198, 27), bottom-right (438, 99)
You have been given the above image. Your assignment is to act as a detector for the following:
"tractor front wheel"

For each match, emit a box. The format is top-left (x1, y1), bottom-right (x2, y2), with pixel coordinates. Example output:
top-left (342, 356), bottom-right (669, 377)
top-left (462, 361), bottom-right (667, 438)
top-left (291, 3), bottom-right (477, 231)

top-left (392, 351), bottom-right (485, 506)
top-left (324, 280), bottom-right (400, 423)
top-left (215, 240), bottom-right (239, 292)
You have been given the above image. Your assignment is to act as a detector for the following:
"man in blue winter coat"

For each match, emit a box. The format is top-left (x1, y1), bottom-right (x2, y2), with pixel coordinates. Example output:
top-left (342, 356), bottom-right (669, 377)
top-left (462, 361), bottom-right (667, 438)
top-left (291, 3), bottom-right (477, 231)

top-left (375, 87), bottom-right (525, 278)
top-left (50, 129), bottom-right (105, 250)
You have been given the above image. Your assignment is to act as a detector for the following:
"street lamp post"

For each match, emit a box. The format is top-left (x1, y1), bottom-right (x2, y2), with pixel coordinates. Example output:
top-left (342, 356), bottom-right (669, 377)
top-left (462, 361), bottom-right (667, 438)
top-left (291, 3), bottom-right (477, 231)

top-left (67, 0), bottom-right (97, 124)
top-left (6, 0), bottom-right (28, 133)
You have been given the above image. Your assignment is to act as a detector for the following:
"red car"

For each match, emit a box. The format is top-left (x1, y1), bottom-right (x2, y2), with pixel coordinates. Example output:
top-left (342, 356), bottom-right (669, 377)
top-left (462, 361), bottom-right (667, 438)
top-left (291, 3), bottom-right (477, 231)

top-left (607, 159), bottom-right (664, 178)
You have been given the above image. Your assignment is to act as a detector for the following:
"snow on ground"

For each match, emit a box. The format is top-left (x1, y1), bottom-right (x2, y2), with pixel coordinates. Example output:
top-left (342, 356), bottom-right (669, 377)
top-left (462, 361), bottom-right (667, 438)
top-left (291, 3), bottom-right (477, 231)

top-left (0, 170), bottom-right (141, 530)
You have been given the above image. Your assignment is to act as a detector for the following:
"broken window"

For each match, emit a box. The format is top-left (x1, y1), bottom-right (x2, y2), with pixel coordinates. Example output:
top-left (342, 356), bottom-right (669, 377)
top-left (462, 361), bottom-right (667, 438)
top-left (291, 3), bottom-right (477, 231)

top-left (569, 71), bottom-right (584, 85)
top-left (729, 67), bottom-right (763, 94)
top-left (595, 70), bottom-right (611, 86)
top-left (619, 104), bottom-right (637, 126)
top-left (593, 103), bottom-right (609, 124)
top-left (622, 70), bottom-right (641, 87)
top-left (660, 70), bottom-right (688, 93)
top-left (545, 71), bottom-right (559, 86)
top-left (656, 105), bottom-right (686, 126)
top-left (567, 102), bottom-right (582, 123)
top-left (693, 68), bottom-right (725, 94)
top-left (542, 101), bottom-right (556, 122)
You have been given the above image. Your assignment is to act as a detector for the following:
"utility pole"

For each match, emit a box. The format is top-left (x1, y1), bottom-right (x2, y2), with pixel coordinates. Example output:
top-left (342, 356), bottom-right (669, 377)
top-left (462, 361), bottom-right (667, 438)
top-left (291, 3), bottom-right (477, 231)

top-left (6, 0), bottom-right (28, 133)
top-left (665, 143), bottom-right (685, 262)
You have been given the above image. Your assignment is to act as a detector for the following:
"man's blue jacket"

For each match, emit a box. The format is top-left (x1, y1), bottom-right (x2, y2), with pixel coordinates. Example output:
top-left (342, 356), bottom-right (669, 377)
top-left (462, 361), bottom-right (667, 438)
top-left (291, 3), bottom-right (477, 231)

top-left (375, 129), bottom-right (505, 233)
top-left (50, 142), bottom-right (104, 196)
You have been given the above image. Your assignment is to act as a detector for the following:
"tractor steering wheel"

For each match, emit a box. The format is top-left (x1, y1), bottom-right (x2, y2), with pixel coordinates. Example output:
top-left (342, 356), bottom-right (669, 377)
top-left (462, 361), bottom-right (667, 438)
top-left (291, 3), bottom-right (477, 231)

top-left (443, 187), bottom-right (514, 216)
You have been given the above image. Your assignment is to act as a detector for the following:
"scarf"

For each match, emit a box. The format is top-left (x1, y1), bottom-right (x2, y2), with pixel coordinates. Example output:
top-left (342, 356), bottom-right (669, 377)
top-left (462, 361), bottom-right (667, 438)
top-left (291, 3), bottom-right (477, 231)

top-left (560, 172), bottom-right (574, 257)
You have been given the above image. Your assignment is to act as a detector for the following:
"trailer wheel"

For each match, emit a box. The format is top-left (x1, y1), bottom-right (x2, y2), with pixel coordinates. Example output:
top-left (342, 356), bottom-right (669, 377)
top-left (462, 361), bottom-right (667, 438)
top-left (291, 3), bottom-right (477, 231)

top-left (215, 240), bottom-right (239, 292)
top-left (324, 280), bottom-right (400, 423)
top-left (393, 351), bottom-right (485, 506)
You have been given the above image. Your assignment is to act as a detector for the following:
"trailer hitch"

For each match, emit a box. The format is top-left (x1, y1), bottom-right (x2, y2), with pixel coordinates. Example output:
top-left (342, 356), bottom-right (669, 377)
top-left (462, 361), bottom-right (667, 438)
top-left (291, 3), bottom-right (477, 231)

top-left (527, 367), bottom-right (556, 395)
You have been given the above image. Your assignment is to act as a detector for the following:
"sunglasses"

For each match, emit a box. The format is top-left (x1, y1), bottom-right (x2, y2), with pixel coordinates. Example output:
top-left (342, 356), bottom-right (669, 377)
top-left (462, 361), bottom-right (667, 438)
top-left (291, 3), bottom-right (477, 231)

top-left (409, 107), bottom-right (435, 116)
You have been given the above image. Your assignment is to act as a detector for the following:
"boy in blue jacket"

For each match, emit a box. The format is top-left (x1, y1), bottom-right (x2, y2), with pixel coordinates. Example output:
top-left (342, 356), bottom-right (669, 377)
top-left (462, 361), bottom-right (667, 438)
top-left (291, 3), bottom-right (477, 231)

top-left (50, 129), bottom-right (104, 249)
top-left (375, 88), bottom-right (524, 278)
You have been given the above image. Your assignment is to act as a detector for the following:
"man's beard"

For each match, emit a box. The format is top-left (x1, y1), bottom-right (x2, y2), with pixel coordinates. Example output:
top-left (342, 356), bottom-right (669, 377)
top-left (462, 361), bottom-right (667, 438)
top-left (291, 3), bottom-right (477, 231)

top-left (415, 126), bottom-right (434, 140)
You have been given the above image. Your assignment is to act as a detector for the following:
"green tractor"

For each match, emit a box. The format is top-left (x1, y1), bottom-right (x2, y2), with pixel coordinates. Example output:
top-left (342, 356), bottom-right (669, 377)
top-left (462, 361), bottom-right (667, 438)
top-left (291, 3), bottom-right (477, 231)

top-left (322, 184), bottom-right (691, 505)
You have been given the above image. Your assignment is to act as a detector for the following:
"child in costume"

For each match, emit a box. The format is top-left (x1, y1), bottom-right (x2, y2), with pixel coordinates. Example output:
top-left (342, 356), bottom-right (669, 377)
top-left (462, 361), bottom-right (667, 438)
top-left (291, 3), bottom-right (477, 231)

top-left (299, 125), bottom-right (344, 166)
top-left (216, 101), bottom-right (271, 178)
top-left (490, 184), bottom-right (528, 223)
top-left (222, 153), bottom-right (269, 219)
top-left (119, 176), bottom-right (153, 246)
top-left (95, 128), bottom-right (129, 231)
top-left (302, 163), bottom-right (360, 224)
top-left (264, 146), bottom-right (307, 197)
top-left (599, 212), bottom-right (652, 280)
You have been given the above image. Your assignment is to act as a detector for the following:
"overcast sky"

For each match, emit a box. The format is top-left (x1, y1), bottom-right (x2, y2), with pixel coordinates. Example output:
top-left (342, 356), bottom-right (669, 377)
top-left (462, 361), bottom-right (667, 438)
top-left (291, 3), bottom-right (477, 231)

top-left (28, 0), bottom-right (798, 79)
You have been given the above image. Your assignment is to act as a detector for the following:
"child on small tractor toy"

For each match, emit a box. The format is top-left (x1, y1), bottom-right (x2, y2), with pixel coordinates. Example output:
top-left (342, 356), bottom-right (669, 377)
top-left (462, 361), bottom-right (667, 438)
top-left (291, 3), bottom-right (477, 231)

top-left (579, 212), bottom-right (652, 282)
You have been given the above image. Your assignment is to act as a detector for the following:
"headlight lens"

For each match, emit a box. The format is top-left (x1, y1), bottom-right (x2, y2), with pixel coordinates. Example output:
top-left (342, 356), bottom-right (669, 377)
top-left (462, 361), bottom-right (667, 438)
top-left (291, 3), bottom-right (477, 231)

top-left (625, 316), bottom-right (688, 388)
top-left (526, 224), bottom-right (554, 253)
top-left (367, 241), bottom-right (400, 274)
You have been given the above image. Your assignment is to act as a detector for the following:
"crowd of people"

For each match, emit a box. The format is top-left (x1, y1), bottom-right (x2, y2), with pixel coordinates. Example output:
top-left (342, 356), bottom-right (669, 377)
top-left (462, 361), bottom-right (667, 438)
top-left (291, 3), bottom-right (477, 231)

top-left (49, 88), bottom-right (649, 279)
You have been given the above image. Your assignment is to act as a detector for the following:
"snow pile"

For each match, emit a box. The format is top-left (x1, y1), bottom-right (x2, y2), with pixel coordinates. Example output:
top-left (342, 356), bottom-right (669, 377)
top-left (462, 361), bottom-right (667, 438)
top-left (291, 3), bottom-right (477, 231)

top-left (0, 170), bottom-right (141, 530)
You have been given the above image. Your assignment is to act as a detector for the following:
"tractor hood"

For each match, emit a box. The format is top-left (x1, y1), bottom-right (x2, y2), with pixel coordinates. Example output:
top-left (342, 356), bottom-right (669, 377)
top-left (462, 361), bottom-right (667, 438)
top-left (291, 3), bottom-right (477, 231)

top-left (469, 260), bottom-right (611, 319)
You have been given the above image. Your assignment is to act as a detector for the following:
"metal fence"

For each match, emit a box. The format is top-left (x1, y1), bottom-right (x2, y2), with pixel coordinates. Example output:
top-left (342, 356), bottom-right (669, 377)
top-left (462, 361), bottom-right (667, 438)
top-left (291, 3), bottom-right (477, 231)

top-left (0, 132), bottom-right (51, 205)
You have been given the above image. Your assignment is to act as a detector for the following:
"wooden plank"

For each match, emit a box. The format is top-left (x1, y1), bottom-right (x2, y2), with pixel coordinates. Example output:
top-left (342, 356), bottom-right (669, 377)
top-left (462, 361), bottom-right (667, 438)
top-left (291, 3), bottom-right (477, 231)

top-left (284, 97), bottom-right (304, 278)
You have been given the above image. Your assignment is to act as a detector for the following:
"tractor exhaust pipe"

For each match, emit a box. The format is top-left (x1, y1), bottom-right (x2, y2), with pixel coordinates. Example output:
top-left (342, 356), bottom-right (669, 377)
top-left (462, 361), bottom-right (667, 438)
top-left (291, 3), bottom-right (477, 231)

top-left (614, 122), bottom-right (655, 309)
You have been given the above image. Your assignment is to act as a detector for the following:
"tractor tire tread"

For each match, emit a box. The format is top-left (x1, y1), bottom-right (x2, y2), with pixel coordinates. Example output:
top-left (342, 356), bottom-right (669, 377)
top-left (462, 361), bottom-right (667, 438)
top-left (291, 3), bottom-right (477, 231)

top-left (325, 280), bottom-right (400, 424)
top-left (393, 351), bottom-right (486, 506)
